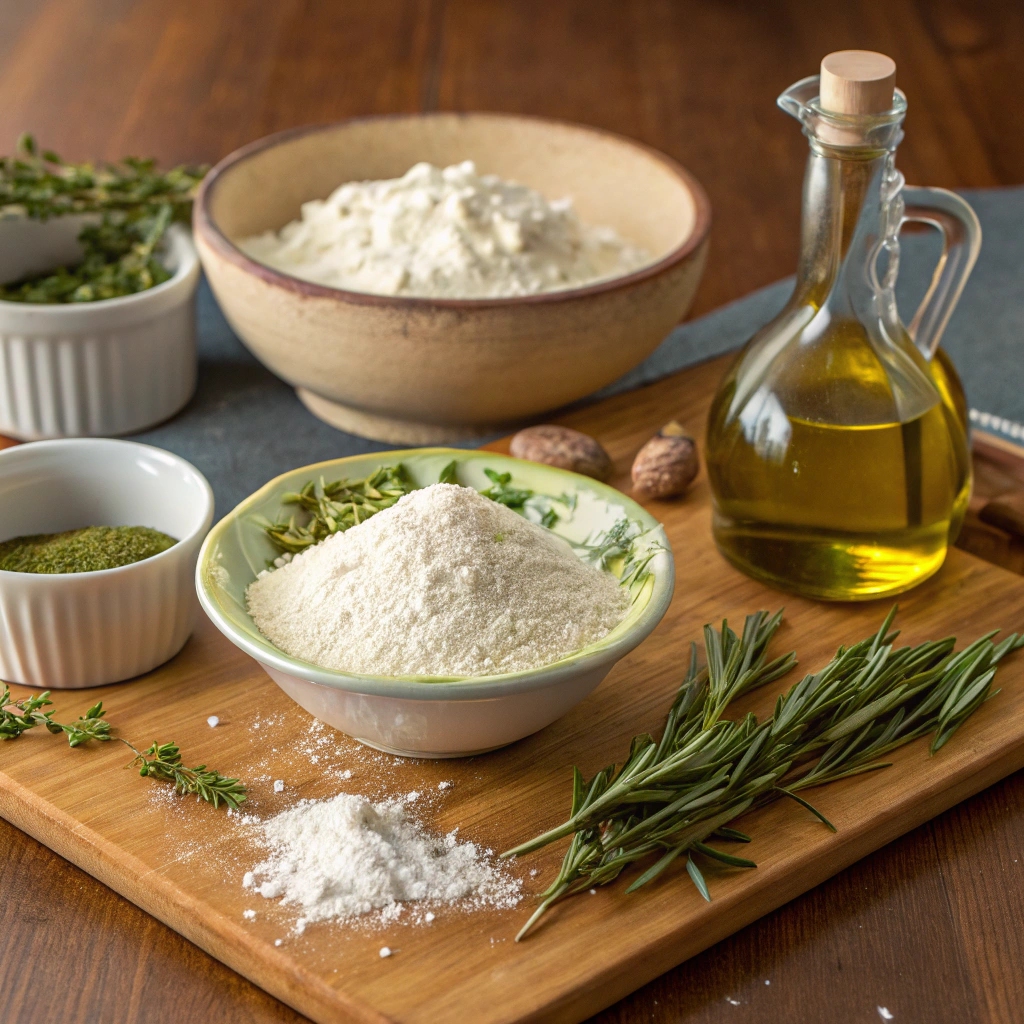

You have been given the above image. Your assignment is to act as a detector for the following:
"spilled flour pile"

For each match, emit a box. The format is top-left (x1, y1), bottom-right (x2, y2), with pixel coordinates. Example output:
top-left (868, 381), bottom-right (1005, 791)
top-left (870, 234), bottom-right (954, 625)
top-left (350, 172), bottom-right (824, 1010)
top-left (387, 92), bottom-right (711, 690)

top-left (244, 793), bottom-right (520, 928)
top-left (247, 483), bottom-right (629, 677)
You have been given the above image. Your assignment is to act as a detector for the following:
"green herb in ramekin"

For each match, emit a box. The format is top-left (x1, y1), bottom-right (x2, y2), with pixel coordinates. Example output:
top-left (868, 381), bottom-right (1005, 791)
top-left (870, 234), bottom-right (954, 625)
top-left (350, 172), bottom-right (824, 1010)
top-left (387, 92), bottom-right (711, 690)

top-left (0, 525), bottom-right (177, 574)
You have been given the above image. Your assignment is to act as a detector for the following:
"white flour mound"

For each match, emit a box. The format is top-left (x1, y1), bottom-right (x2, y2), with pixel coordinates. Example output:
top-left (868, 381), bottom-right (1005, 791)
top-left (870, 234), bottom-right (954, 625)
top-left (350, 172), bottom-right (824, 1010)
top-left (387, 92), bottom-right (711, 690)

top-left (244, 793), bottom-right (520, 926)
top-left (246, 483), bottom-right (629, 677)
top-left (238, 160), bottom-right (649, 299)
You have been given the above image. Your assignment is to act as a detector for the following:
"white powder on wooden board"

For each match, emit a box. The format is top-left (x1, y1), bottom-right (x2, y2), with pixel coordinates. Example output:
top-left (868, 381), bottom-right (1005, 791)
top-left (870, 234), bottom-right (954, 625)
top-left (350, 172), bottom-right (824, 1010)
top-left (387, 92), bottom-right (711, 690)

top-left (243, 792), bottom-right (520, 927)
top-left (238, 160), bottom-right (649, 299)
top-left (246, 483), bottom-right (629, 677)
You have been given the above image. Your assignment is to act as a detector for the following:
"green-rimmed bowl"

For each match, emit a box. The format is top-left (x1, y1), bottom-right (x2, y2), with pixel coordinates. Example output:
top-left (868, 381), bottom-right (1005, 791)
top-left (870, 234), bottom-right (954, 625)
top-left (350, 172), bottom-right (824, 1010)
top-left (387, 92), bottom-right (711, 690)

top-left (196, 448), bottom-right (674, 757)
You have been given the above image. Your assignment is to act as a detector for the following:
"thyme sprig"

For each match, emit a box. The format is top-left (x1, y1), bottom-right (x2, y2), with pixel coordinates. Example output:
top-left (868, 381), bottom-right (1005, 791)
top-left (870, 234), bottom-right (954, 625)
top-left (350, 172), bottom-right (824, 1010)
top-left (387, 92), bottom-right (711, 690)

top-left (60, 701), bottom-right (112, 747)
top-left (479, 467), bottom-right (534, 510)
top-left (444, 461), bottom-right (567, 528)
top-left (0, 685), bottom-right (109, 745)
top-left (0, 685), bottom-right (58, 739)
top-left (1, 133), bottom-right (205, 219)
top-left (0, 133), bottom-right (206, 303)
top-left (122, 740), bottom-right (247, 809)
top-left (504, 609), bottom-right (1023, 940)
top-left (571, 517), bottom-right (666, 592)
top-left (1, 685), bottom-right (245, 809)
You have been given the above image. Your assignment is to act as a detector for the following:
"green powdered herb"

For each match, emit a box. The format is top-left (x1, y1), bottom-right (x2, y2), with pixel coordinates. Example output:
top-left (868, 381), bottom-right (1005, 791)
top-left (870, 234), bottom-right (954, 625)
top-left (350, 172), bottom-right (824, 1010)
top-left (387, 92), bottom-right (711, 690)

top-left (0, 525), bottom-right (177, 574)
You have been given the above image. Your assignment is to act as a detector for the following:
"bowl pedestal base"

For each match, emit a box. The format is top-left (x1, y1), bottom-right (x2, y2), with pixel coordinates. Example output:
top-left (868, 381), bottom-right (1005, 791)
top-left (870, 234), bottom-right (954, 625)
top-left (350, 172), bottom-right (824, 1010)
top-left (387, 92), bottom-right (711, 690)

top-left (296, 387), bottom-right (526, 444)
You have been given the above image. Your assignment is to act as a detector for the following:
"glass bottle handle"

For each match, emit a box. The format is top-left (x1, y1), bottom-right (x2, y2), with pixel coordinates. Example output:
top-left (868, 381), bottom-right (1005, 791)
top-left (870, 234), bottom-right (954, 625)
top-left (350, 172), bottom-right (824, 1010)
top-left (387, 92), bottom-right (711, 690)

top-left (900, 186), bottom-right (982, 360)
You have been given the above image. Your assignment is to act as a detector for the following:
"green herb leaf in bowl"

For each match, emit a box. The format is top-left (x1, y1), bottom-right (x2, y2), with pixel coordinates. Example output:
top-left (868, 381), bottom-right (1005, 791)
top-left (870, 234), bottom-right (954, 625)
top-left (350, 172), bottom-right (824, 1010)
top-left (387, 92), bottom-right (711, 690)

top-left (0, 133), bottom-right (207, 303)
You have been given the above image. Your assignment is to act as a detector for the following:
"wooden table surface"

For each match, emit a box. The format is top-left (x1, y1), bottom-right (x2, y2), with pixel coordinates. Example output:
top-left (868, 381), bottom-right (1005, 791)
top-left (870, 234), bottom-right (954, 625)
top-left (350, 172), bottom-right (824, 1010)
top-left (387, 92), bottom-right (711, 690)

top-left (1, 1), bottom-right (1023, 1022)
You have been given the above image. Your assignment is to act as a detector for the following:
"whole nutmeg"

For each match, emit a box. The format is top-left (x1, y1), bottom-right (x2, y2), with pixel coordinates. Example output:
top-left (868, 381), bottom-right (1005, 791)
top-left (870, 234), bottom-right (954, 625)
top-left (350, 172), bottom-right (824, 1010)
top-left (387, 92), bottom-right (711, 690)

top-left (631, 421), bottom-right (699, 499)
top-left (509, 424), bottom-right (613, 481)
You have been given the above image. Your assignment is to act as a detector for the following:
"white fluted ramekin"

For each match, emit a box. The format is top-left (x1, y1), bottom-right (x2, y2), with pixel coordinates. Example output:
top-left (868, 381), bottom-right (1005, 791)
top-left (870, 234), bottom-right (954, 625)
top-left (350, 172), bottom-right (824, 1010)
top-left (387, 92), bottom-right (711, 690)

top-left (0, 438), bottom-right (213, 688)
top-left (0, 218), bottom-right (200, 440)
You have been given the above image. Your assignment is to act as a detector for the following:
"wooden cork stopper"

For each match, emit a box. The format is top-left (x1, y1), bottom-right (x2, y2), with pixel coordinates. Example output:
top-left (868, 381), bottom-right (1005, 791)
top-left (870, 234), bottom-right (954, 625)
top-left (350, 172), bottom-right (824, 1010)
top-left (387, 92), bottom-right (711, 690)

top-left (820, 50), bottom-right (896, 114)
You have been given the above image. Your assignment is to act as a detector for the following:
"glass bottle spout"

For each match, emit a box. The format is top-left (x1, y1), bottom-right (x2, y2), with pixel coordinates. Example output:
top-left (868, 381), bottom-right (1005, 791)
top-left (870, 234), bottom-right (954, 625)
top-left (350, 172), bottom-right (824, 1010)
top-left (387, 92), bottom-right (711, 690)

top-left (777, 75), bottom-right (980, 365)
top-left (777, 75), bottom-right (907, 153)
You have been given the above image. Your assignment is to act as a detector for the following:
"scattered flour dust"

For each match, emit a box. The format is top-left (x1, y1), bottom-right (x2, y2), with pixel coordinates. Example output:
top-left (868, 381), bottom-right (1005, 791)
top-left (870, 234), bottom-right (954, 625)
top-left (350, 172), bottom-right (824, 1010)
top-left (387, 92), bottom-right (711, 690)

top-left (246, 484), bottom-right (629, 677)
top-left (243, 792), bottom-right (520, 930)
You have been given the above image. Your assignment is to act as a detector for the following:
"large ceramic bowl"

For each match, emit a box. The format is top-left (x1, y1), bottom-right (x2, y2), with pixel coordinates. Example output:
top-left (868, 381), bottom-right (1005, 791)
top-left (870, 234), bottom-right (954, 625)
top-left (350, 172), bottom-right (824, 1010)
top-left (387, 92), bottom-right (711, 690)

top-left (197, 449), bottom-right (674, 757)
top-left (0, 439), bottom-right (214, 688)
top-left (194, 113), bottom-right (710, 444)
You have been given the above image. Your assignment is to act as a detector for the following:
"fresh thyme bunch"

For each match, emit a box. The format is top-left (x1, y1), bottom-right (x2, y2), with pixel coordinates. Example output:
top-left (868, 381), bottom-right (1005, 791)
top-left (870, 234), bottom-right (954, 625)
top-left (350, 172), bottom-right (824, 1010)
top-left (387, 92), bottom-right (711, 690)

top-left (1, 685), bottom-right (245, 809)
top-left (0, 133), bottom-right (206, 303)
top-left (504, 609), bottom-right (1023, 939)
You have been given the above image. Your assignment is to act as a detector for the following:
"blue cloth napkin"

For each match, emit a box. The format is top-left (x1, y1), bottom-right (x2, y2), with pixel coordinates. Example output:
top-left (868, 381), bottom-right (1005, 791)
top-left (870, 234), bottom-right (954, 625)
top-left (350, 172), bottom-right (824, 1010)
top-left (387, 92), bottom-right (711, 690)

top-left (132, 187), bottom-right (1024, 517)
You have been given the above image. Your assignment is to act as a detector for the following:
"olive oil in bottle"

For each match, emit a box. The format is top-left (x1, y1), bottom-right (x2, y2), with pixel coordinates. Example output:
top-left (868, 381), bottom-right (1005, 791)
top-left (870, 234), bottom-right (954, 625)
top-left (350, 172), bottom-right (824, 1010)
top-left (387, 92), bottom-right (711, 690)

top-left (705, 52), bottom-right (979, 601)
top-left (706, 334), bottom-right (971, 600)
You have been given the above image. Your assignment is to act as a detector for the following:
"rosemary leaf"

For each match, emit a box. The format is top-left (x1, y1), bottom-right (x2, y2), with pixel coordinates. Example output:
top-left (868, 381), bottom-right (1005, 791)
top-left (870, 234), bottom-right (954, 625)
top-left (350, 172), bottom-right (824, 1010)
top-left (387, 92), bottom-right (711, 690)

top-left (685, 855), bottom-right (711, 902)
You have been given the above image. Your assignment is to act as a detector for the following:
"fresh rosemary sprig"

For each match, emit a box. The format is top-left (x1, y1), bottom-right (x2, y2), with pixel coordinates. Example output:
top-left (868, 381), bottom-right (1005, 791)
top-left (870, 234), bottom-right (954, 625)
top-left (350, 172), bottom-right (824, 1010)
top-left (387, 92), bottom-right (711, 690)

top-left (0, 133), bottom-right (206, 303)
top-left (504, 609), bottom-right (1023, 940)
top-left (1, 685), bottom-right (245, 809)
top-left (122, 740), bottom-right (247, 809)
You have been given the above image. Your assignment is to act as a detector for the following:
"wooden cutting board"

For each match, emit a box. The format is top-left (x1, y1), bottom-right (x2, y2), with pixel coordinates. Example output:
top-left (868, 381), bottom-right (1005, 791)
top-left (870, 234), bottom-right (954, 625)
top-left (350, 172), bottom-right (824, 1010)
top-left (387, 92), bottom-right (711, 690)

top-left (3, 355), bottom-right (1024, 1024)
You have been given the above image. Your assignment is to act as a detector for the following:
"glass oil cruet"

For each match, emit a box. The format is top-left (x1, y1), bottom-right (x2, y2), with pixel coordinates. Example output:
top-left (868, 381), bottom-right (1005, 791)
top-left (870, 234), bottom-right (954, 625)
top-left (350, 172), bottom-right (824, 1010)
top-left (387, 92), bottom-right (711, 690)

top-left (705, 51), bottom-right (981, 601)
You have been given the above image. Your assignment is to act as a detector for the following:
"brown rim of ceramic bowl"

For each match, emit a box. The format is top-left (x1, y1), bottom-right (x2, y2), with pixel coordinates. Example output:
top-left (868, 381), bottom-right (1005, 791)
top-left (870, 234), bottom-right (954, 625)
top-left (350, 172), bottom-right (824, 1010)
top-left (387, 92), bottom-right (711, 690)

top-left (193, 111), bottom-right (712, 311)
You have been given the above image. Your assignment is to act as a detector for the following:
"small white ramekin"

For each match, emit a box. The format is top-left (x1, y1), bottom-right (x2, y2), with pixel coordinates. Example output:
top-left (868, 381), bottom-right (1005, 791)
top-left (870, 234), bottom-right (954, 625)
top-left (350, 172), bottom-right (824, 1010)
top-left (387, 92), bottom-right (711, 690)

top-left (0, 438), bottom-right (214, 688)
top-left (0, 217), bottom-right (200, 439)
